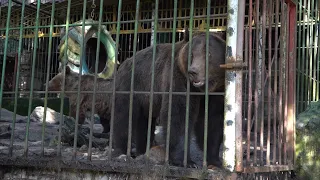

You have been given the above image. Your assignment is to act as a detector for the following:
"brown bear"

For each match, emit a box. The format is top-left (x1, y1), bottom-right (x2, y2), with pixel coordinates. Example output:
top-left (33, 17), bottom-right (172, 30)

top-left (111, 28), bottom-right (225, 168)
top-left (47, 65), bottom-right (112, 133)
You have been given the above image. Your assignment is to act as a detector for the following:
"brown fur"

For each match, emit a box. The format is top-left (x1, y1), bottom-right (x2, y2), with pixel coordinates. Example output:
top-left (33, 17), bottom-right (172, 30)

top-left (47, 66), bottom-right (112, 132)
top-left (111, 27), bottom-right (226, 167)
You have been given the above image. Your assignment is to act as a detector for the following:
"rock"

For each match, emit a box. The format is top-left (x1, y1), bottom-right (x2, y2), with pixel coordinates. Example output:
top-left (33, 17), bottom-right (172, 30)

top-left (30, 106), bottom-right (64, 124)
top-left (0, 123), bottom-right (10, 135)
top-left (82, 124), bottom-right (104, 134)
top-left (295, 101), bottom-right (320, 180)
top-left (0, 108), bottom-right (27, 123)
top-left (79, 145), bottom-right (88, 151)
top-left (60, 116), bottom-right (108, 150)
top-left (84, 113), bottom-right (101, 124)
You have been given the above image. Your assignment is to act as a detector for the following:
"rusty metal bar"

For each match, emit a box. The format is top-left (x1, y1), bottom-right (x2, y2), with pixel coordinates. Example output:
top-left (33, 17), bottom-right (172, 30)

top-left (273, 0), bottom-right (280, 165)
top-left (296, 0), bottom-right (303, 114)
top-left (283, 2), bottom-right (289, 165)
top-left (278, 0), bottom-right (286, 165)
top-left (246, 0), bottom-right (253, 166)
top-left (253, 0), bottom-right (260, 166)
top-left (260, 0), bottom-right (267, 166)
top-left (235, 0), bottom-right (245, 172)
top-left (243, 164), bottom-right (295, 173)
top-left (306, 0), bottom-right (313, 105)
top-left (222, 0), bottom-right (241, 172)
top-left (310, 0), bottom-right (317, 103)
top-left (266, 0), bottom-right (272, 166)
top-left (300, 0), bottom-right (307, 112)
top-left (285, 0), bottom-right (297, 165)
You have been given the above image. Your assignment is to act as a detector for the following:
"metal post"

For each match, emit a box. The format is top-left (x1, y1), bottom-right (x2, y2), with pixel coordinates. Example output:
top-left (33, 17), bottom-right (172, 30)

top-left (285, 0), bottom-right (297, 166)
top-left (223, 0), bottom-right (242, 172)
top-left (235, 0), bottom-right (245, 172)
top-left (151, 2), bottom-right (155, 45)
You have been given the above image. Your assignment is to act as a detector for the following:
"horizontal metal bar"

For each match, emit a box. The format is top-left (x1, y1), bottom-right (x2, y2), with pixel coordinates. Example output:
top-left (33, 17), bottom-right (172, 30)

top-left (0, 14), bottom-right (227, 31)
top-left (11, 0), bottom-right (63, 21)
top-left (3, 27), bottom-right (227, 38)
top-left (2, 91), bottom-right (225, 95)
top-left (0, 157), bottom-right (228, 179)
top-left (243, 165), bottom-right (295, 173)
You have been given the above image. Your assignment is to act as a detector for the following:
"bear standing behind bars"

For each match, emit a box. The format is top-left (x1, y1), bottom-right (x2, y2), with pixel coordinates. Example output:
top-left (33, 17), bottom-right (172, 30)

top-left (111, 28), bottom-right (226, 168)
top-left (47, 66), bottom-right (112, 133)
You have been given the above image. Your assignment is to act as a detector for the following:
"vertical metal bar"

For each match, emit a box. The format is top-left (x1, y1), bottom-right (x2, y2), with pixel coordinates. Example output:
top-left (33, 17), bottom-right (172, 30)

top-left (266, 0), bottom-right (272, 166)
top-left (316, 0), bottom-right (320, 103)
top-left (301, 0), bottom-right (307, 111)
top-left (278, 0), bottom-right (285, 165)
top-left (306, 0), bottom-right (311, 107)
top-left (178, 0), bottom-right (182, 28)
top-left (127, 0), bottom-right (141, 156)
top-left (58, 0), bottom-right (71, 157)
top-left (9, 0), bottom-right (25, 157)
top-left (8, 1), bottom-right (25, 156)
top-left (88, 0), bottom-right (104, 161)
top-left (73, 0), bottom-right (87, 159)
top-left (296, 0), bottom-right (302, 115)
top-left (260, 0), bottom-right (267, 166)
top-left (273, 0), bottom-right (280, 165)
top-left (316, 1), bottom-right (320, 115)
top-left (23, 0), bottom-right (41, 157)
top-left (165, 0), bottom-right (178, 165)
top-left (0, 0), bottom-right (12, 127)
top-left (285, 0), bottom-right (297, 165)
top-left (150, 2), bottom-right (155, 46)
top-left (223, 0), bottom-right (240, 172)
top-left (146, 0), bottom-right (159, 157)
top-left (247, 0), bottom-right (253, 166)
top-left (112, 5), bottom-right (116, 32)
top-left (311, 0), bottom-right (317, 102)
top-left (283, 2), bottom-right (289, 165)
top-left (235, 0), bottom-right (245, 172)
top-left (254, 0), bottom-right (260, 165)
top-left (41, 0), bottom-right (56, 157)
top-left (184, 0), bottom-right (194, 168)
top-left (307, 0), bottom-right (313, 105)
top-left (202, 0), bottom-right (211, 169)
top-left (314, 1), bottom-right (319, 102)
top-left (109, 0), bottom-right (123, 159)
top-left (184, 0), bottom-right (194, 167)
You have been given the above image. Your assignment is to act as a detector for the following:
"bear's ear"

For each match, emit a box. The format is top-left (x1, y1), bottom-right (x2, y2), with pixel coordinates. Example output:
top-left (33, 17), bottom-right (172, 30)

top-left (183, 26), bottom-right (189, 42)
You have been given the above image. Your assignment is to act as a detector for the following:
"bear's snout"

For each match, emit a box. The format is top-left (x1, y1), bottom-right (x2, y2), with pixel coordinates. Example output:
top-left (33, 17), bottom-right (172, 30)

top-left (188, 67), bottom-right (205, 88)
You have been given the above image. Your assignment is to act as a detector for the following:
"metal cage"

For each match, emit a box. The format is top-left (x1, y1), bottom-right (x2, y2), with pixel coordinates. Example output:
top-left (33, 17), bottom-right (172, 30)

top-left (0, 0), bottom-right (303, 179)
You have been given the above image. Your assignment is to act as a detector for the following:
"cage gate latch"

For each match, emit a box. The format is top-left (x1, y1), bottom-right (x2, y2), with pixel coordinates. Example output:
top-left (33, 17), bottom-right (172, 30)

top-left (220, 60), bottom-right (247, 69)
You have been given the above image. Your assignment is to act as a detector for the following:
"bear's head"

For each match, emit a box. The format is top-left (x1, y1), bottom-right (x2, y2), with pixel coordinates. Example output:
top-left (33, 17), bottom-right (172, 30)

top-left (47, 65), bottom-right (79, 91)
top-left (179, 32), bottom-right (226, 92)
